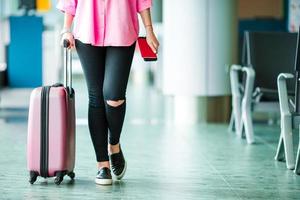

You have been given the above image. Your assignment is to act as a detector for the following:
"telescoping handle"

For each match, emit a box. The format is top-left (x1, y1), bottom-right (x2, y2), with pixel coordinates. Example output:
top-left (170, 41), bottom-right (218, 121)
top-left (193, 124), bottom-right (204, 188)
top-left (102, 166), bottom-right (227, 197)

top-left (63, 39), bottom-right (72, 90)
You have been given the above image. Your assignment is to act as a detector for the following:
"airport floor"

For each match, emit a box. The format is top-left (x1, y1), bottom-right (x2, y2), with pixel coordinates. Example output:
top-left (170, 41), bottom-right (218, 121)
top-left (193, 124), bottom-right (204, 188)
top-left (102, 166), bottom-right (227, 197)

top-left (1, 76), bottom-right (300, 200)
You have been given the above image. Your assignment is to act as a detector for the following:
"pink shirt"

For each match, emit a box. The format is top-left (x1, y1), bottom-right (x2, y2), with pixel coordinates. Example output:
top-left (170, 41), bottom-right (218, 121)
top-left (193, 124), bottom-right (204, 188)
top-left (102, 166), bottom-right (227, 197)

top-left (57, 0), bottom-right (152, 46)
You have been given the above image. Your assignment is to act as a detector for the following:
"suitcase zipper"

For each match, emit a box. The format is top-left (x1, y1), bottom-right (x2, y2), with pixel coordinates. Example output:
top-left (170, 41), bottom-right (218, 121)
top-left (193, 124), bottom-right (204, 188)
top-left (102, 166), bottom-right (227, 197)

top-left (40, 86), bottom-right (50, 178)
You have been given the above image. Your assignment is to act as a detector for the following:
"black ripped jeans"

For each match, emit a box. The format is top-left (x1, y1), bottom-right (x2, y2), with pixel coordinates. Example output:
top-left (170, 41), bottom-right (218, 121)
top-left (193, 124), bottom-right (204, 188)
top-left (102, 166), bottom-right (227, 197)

top-left (75, 39), bottom-right (135, 162)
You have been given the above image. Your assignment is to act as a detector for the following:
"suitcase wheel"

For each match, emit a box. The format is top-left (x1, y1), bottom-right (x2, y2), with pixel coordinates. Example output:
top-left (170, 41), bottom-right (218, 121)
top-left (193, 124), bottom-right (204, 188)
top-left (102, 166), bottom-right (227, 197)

top-left (29, 171), bottom-right (38, 184)
top-left (67, 171), bottom-right (75, 180)
top-left (54, 171), bottom-right (65, 185)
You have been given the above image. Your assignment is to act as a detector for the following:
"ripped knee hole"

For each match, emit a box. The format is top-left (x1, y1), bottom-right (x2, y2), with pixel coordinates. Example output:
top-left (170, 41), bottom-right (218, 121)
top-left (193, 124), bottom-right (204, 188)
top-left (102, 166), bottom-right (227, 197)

top-left (106, 100), bottom-right (125, 107)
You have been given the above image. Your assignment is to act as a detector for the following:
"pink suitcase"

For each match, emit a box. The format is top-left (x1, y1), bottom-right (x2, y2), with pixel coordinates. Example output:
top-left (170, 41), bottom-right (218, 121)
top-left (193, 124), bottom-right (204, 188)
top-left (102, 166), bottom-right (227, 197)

top-left (27, 40), bottom-right (76, 185)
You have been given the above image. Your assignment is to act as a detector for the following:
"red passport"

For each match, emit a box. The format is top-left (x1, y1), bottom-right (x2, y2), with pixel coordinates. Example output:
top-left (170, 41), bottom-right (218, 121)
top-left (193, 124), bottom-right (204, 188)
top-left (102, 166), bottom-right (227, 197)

top-left (137, 37), bottom-right (157, 61)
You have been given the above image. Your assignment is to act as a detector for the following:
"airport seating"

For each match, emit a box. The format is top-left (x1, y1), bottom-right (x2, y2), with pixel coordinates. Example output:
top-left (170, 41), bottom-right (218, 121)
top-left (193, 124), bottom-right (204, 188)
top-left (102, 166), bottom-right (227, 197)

top-left (276, 28), bottom-right (300, 173)
top-left (229, 31), bottom-right (297, 144)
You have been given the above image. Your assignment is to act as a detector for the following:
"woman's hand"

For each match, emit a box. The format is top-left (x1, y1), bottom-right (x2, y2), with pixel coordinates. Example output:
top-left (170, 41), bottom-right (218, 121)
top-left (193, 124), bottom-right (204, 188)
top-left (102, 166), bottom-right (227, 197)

top-left (146, 27), bottom-right (159, 54)
top-left (139, 8), bottom-right (159, 53)
top-left (61, 32), bottom-right (75, 49)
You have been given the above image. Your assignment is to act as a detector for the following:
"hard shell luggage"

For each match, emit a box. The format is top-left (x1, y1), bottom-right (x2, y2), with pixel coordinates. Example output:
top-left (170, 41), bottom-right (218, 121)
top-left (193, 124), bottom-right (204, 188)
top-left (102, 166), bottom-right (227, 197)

top-left (27, 40), bottom-right (76, 185)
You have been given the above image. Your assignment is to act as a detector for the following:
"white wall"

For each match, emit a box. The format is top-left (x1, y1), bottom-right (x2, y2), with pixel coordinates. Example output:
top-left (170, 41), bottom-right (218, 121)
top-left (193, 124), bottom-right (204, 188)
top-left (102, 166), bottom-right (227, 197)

top-left (0, 0), bottom-right (20, 69)
top-left (0, 0), bottom-right (4, 66)
top-left (162, 0), bottom-right (237, 96)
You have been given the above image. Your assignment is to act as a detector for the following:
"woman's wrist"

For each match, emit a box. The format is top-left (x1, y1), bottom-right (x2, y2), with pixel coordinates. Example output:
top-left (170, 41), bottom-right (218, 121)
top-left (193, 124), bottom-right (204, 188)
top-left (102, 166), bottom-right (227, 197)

top-left (145, 24), bottom-right (153, 33)
top-left (60, 27), bottom-right (72, 36)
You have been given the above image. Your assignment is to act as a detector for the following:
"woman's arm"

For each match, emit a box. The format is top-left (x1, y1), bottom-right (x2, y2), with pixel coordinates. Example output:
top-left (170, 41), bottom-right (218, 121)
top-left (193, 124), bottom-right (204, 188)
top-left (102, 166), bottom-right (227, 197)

top-left (139, 8), bottom-right (159, 53)
top-left (61, 13), bottom-right (75, 48)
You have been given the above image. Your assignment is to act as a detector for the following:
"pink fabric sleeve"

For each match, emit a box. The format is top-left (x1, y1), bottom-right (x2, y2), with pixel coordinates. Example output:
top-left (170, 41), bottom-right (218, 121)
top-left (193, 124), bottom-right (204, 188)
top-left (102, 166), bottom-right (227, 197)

top-left (137, 0), bottom-right (152, 13)
top-left (56, 0), bottom-right (77, 16)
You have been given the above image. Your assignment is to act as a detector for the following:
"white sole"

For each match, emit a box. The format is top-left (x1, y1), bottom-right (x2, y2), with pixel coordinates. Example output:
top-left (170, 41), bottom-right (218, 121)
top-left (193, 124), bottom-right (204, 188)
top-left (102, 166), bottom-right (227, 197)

top-left (95, 178), bottom-right (113, 185)
top-left (115, 161), bottom-right (127, 180)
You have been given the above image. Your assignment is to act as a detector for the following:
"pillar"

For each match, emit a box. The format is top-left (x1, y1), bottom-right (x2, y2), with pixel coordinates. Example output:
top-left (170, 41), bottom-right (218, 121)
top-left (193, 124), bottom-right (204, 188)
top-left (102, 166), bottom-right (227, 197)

top-left (163, 0), bottom-right (237, 124)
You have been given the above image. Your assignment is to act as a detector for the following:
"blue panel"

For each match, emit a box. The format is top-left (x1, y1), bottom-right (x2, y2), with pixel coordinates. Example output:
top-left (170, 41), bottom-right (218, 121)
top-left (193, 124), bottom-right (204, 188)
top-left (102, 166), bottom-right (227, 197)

top-left (8, 16), bottom-right (43, 88)
top-left (239, 19), bottom-right (287, 34)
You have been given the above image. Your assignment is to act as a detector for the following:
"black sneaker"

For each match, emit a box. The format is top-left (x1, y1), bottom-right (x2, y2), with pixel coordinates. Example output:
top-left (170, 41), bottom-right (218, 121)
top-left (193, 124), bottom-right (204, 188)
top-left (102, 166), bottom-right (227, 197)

top-left (110, 147), bottom-right (127, 180)
top-left (95, 167), bottom-right (113, 185)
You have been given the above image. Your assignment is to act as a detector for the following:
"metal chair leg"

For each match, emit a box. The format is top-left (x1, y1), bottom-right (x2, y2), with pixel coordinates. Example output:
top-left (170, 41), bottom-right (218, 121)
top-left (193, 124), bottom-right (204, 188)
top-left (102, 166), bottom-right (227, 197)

top-left (277, 73), bottom-right (295, 170)
top-left (241, 105), bottom-right (254, 144)
top-left (294, 128), bottom-right (300, 174)
top-left (241, 67), bottom-right (255, 144)
top-left (229, 65), bottom-right (243, 137)
top-left (282, 114), bottom-right (295, 170)
top-left (233, 95), bottom-right (242, 137)
top-left (228, 112), bottom-right (234, 132)
top-left (274, 132), bottom-right (285, 162)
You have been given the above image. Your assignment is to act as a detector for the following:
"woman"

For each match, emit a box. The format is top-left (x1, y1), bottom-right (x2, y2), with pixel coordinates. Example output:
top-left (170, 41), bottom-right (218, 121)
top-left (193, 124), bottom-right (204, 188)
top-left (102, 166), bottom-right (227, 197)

top-left (57, 0), bottom-right (159, 185)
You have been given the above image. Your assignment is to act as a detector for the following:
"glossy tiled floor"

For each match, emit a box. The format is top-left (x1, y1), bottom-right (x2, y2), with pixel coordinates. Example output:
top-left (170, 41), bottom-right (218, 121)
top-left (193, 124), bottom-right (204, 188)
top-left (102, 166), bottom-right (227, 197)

top-left (1, 76), bottom-right (300, 199)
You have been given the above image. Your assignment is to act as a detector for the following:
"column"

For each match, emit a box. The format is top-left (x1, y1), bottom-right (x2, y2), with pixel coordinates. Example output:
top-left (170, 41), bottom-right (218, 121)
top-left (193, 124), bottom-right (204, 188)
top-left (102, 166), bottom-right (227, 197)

top-left (163, 0), bottom-right (237, 124)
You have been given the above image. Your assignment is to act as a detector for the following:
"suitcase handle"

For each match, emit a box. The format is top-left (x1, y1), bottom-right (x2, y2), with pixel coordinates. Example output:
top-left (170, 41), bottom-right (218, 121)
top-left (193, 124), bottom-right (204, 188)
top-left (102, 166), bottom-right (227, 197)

top-left (63, 40), bottom-right (70, 48)
top-left (63, 39), bottom-right (72, 92)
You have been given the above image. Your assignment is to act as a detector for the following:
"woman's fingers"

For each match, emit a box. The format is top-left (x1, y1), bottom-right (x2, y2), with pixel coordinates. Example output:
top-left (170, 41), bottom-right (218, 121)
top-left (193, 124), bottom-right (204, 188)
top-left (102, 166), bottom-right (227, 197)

top-left (153, 40), bottom-right (159, 51)
top-left (148, 37), bottom-right (159, 54)
top-left (70, 38), bottom-right (75, 49)
top-left (148, 39), bottom-right (159, 53)
top-left (62, 39), bottom-right (72, 49)
top-left (149, 42), bottom-right (157, 54)
top-left (69, 39), bottom-right (75, 49)
top-left (146, 33), bottom-right (159, 54)
top-left (61, 32), bottom-right (75, 49)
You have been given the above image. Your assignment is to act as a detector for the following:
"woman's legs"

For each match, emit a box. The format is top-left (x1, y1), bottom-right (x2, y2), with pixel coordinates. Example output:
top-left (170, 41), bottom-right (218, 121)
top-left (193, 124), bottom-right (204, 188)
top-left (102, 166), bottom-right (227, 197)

top-left (75, 39), bottom-right (135, 171)
top-left (75, 40), bottom-right (110, 166)
top-left (103, 42), bottom-right (136, 153)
